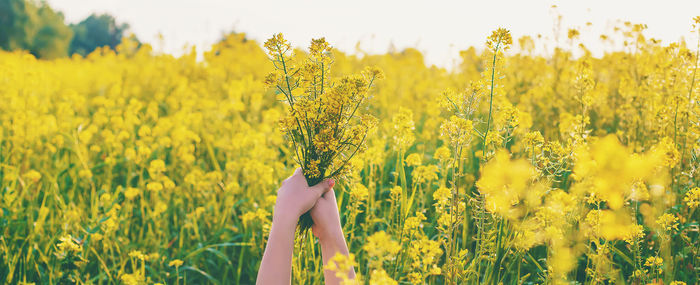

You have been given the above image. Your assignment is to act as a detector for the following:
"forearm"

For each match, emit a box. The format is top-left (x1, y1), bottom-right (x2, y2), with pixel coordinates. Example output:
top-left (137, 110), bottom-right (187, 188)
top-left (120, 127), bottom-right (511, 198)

top-left (257, 213), bottom-right (298, 285)
top-left (319, 227), bottom-right (355, 284)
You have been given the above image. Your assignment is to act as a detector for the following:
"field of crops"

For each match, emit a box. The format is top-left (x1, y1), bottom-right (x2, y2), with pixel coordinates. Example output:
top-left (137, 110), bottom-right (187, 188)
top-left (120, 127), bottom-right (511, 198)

top-left (1, 18), bottom-right (699, 284)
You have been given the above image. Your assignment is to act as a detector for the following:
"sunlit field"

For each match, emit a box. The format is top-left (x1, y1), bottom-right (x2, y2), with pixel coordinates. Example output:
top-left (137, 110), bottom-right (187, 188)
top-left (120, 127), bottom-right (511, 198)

top-left (1, 16), bottom-right (700, 284)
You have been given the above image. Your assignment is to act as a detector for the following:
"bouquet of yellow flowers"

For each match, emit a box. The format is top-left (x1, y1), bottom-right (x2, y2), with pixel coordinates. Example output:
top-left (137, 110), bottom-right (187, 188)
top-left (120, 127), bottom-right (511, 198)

top-left (264, 34), bottom-right (382, 230)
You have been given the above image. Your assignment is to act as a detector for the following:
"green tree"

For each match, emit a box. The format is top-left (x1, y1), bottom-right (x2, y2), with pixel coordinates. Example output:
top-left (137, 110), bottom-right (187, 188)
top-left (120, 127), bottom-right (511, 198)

top-left (0, 0), bottom-right (72, 58)
top-left (0, 0), bottom-right (30, 50)
top-left (69, 13), bottom-right (130, 56)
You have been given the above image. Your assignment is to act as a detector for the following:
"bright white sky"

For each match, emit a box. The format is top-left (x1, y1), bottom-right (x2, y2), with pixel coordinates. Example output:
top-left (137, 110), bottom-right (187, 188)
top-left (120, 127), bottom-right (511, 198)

top-left (47, 0), bottom-right (700, 68)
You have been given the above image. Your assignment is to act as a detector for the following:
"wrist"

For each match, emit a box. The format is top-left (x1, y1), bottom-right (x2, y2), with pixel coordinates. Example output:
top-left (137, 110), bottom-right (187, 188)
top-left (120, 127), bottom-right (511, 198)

top-left (316, 224), bottom-right (344, 243)
top-left (273, 205), bottom-right (301, 225)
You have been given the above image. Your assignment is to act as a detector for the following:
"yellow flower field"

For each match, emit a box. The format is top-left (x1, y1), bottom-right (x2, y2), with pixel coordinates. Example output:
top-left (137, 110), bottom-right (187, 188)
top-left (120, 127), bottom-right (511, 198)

top-left (1, 18), bottom-right (699, 284)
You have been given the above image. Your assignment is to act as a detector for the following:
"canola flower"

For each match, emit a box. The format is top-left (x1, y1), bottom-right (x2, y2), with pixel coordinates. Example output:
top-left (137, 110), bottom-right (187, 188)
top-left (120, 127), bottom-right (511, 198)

top-left (684, 187), bottom-right (700, 208)
top-left (0, 17), bottom-right (699, 285)
top-left (476, 150), bottom-right (538, 219)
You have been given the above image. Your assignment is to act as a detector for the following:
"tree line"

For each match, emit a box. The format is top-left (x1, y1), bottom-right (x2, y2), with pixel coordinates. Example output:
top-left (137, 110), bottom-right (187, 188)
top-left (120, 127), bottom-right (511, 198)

top-left (0, 0), bottom-right (136, 59)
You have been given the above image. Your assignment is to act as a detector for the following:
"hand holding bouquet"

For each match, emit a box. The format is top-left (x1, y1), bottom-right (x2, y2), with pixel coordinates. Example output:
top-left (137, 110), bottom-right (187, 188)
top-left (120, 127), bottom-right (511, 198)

top-left (264, 34), bottom-right (382, 231)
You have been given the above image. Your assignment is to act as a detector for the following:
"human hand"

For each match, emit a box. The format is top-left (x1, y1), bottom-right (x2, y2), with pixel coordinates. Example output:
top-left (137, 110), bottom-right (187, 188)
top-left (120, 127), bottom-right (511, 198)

top-left (273, 168), bottom-right (334, 222)
top-left (311, 187), bottom-right (356, 283)
top-left (311, 188), bottom-right (343, 241)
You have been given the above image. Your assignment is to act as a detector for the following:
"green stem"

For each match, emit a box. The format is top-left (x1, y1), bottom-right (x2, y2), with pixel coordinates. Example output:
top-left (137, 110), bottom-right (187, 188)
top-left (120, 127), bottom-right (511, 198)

top-left (491, 218), bottom-right (505, 285)
top-left (483, 41), bottom-right (501, 158)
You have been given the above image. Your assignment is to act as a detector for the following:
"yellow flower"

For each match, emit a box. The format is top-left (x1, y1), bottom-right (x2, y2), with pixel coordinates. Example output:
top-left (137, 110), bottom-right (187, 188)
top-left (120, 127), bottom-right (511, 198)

top-left (263, 33), bottom-right (291, 58)
top-left (440, 115), bottom-right (473, 147)
top-left (124, 187), bottom-right (140, 200)
top-left (24, 170), bottom-right (42, 182)
top-left (389, 186), bottom-right (402, 200)
top-left (146, 182), bottom-right (163, 192)
top-left (404, 153), bottom-right (422, 166)
top-left (350, 184), bottom-right (369, 202)
top-left (369, 269), bottom-right (397, 285)
top-left (429, 264), bottom-right (442, 275)
top-left (168, 259), bottom-right (184, 267)
top-left (325, 253), bottom-right (358, 283)
top-left (264, 73), bottom-right (277, 86)
top-left (651, 137), bottom-right (680, 167)
top-left (407, 238), bottom-right (443, 272)
top-left (120, 273), bottom-right (145, 285)
top-left (623, 224), bottom-right (645, 244)
top-left (684, 187), bottom-right (700, 208)
top-left (148, 159), bottom-right (166, 176)
top-left (567, 28), bottom-right (580, 40)
top-left (305, 159), bottom-right (322, 179)
top-left (486, 27), bottom-right (513, 51)
top-left (57, 235), bottom-right (81, 253)
top-left (240, 208), bottom-right (270, 225)
top-left (309, 37), bottom-right (332, 60)
top-left (571, 135), bottom-right (659, 209)
top-left (129, 250), bottom-right (147, 260)
top-left (549, 246), bottom-right (576, 277)
top-left (434, 145), bottom-right (451, 161)
top-left (78, 169), bottom-right (93, 179)
top-left (313, 128), bottom-right (339, 153)
top-left (437, 212), bottom-right (453, 229)
top-left (412, 165), bottom-right (438, 184)
top-left (432, 186), bottom-right (451, 209)
top-left (644, 256), bottom-right (663, 268)
top-left (404, 212), bottom-right (426, 233)
top-left (363, 231), bottom-right (400, 268)
top-left (656, 213), bottom-right (679, 232)
top-left (587, 209), bottom-right (640, 241)
top-left (152, 201), bottom-right (168, 217)
top-left (476, 150), bottom-right (536, 217)
top-left (523, 131), bottom-right (544, 149)
top-left (392, 108), bottom-right (415, 150)
top-left (408, 272), bottom-right (423, 284)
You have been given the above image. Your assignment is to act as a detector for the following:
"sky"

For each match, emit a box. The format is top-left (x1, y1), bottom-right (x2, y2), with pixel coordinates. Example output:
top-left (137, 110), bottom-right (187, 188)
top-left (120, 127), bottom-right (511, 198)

top-left (47, 0), bottom-right (700, 68)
